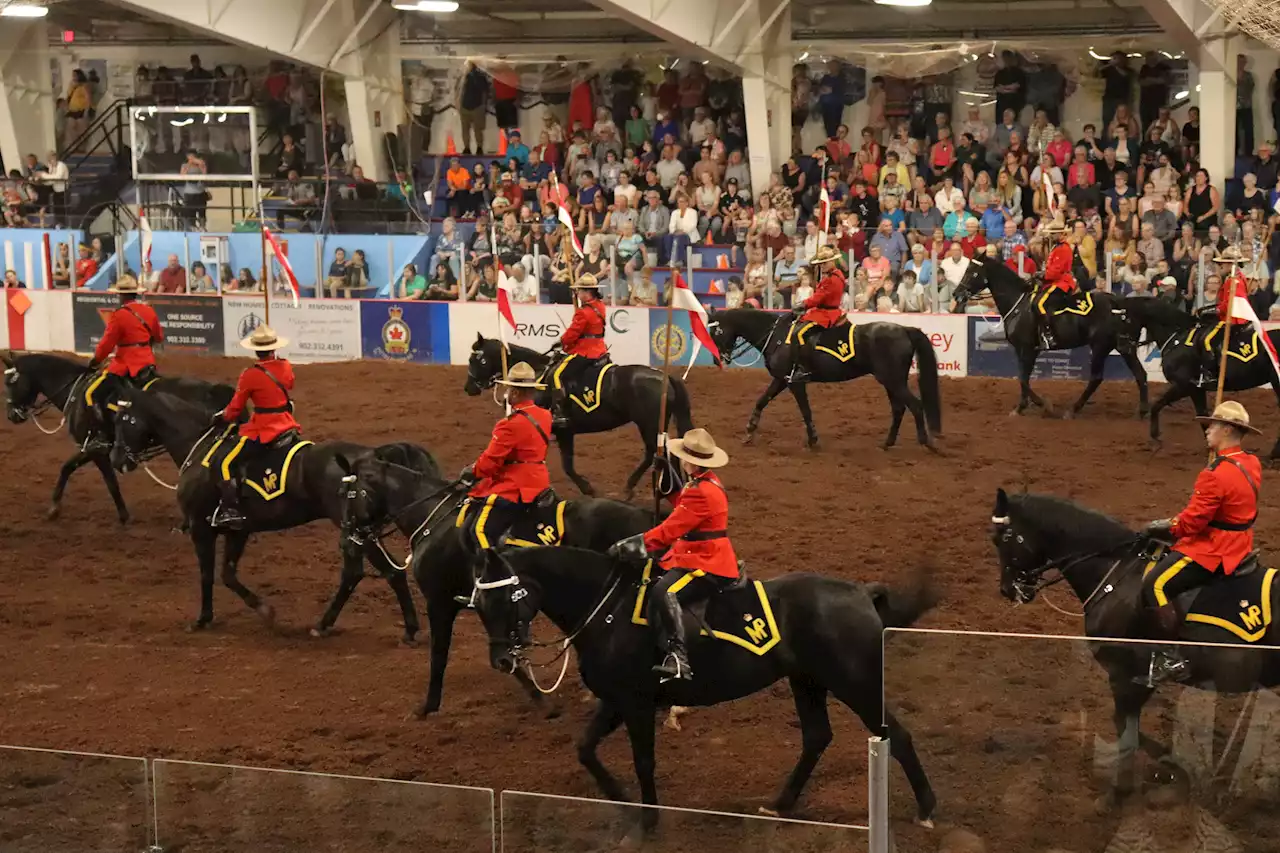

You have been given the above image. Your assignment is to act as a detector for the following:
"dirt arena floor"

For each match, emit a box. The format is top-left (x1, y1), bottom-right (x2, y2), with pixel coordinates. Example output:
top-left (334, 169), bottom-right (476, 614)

top-left (2, 353), bottom-right (1279, 853)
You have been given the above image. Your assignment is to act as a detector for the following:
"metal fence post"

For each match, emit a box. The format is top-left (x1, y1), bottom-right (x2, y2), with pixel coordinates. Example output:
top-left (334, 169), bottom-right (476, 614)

top-left (1196, 246), bottom-right (1212, 309)
top-left (868, 736), bottom-right (890, 853)
top-left (609, 243), bottom-right (618, 306)
top-left (765, 246), bottom-right (775, 309)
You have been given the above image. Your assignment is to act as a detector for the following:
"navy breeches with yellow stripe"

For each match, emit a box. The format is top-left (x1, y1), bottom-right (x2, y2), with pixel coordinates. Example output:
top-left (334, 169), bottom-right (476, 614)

top-left (1143, 550), bottom-right (1217, 608)
top-left (651, 567), bottom-right (729, 615)
top-left (457, 494), bottom-right (526, 554)
top-left (209, 433), bottom-right (265, 482)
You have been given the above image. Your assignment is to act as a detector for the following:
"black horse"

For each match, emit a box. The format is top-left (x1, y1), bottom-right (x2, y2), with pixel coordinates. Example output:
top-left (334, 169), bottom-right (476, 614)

top-left (463, 335), bottom-right (694, 499)
top-left (472, 546), bottom-right (939, 825)
top-left (991, 488), bottom-right (1280, 793)
top-left (952, 256), bottom-right (1148, 418)
top-left (1125, 297), bottom-right (1280, 459)
top-left (704, 307), bottom-right (941, 450)
top-left (335, 451), bottom-right (666, 717)
top-left (3, 351), bottom-right (233, 523)
top-left (109, 386), bottom-right (435, 640)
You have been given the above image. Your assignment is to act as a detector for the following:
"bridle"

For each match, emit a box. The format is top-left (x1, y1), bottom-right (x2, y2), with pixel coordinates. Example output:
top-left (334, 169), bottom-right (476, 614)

top-left (707, 317), bottom-right (778, 368)
top-left (340, 469), bottom-right (465, 572)
top-left (5, 366), bottom-right (87, 434)
top-left (474, 562), bottom-right (627, 693)
top-left (992, 513), bottom-right (1139, 616)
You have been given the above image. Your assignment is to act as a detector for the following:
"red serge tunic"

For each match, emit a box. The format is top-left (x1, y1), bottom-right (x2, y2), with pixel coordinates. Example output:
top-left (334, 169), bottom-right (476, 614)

top-left (642, 472), bottom-right (739, 578)
top-left (94, 303), bottom-right (163, 377)
top-left (223, 357), bottom-right (300, 443)
top-left (561, 299), bottom-right (609, 359)
top-left (800, 268), bottom-right (847, 328)
top-left (1169, 447), bottom-right (1261, 573)
top-left (468, 400), bottom-right (553, 502)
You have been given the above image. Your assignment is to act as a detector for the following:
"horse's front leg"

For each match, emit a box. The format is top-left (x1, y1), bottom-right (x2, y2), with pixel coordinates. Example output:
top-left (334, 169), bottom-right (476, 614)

top-left (1016, 348), bottom-right (1053, 416)
top-left (1066, 343), bottom-right (1110, 418)
top-left (745, 375), bottom-right (788, 445)
top-left (555, 430), bottom-right (595, 496)
top-left (791, 382), bottom-right (819, 449)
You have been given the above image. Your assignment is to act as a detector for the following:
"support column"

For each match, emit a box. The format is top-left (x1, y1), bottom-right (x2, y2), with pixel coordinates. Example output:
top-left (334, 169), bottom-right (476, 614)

top-left (743, 7), bottom-right (792, 198)
top-left (342, 24), bottom-right (406, 183)
top-left (0, 18), bottom-right (55, 173)
top-left (1197, 35), bottom-right (1239, 188)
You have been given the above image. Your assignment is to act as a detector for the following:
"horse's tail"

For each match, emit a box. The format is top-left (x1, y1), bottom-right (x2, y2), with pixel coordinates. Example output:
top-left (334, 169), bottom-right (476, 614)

top-left (907, 327), bottom-right (942, 435)
top-left (666, 376), bottom-right (694, 437)
top-left (868, 565), bottom-right (940, 629)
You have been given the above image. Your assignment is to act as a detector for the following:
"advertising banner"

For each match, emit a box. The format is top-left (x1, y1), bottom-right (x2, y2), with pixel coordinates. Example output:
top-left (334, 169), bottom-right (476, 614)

top-left (73, 292), bottom-right (223, 356)
top-left (222, 297), bottom-right (362, 363)
top-left (968, 315), bottom-right (1174, 383)
top-left (359, 300), bottom-right (450, 363)
top-left (448, 303), bottom-right (649, 366)
top-left (71, 291), bottom-right (117, 353)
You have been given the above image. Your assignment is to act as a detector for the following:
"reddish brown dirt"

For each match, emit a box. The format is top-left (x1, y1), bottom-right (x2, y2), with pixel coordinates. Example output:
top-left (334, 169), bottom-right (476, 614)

top-left (2, 355), bottom-right (1278, 852)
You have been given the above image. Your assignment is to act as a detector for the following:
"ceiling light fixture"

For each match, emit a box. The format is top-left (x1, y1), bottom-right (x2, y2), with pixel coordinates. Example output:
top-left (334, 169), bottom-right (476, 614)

top-left (392, 1), bottom-right (459, 12)
top-left (0, 3), bottom-right (49, 17)
top-left (874, 0), bottom-right (932, 7)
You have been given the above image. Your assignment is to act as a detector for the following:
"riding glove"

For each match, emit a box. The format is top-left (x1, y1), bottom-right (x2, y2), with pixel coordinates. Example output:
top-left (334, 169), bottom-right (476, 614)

top-left (608, 533), bottom-right (649, 561)
top-left (458, 465), bottom-right (476, 485)
top-left (209, 409), bottom-right (225, 427)
top-left (791, 305), bottom-right (805, 316)
top-left (1143, 518), bottom-right (1175, 538)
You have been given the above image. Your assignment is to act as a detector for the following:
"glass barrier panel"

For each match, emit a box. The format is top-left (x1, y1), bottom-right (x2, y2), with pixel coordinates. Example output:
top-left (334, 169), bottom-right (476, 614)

top-left (0, 744), bottom-right (150, 853)
top-left (152, 759), bottom-right (494, 853)
top-left (883, 628), bottom-right (1280, 853)
top-left (499, 789), bottom-right (866, 853)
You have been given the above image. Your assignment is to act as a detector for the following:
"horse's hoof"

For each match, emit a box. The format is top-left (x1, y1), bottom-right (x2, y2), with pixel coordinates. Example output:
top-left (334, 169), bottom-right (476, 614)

top-left (411, 704), bottom-right (438, 720)
top-left (309, 626), bottom-right (331, 639)
top-left (1041, 407), bottom-right (1057, 419)
top-left (117, 514), bottom-right (130, 526)
top-left (914, 817), bottom-right (936, 830)
top-left (256, 604), bottom-right (276, 626)
top-left (1147, 439), bottom-right (1163, 453)
top-left (1008, 408), bottom-right (1021, 418)
top-left (400, 633), bottom-right (419, 648)
top-left (1060, 409), bottom-right (1076, 421)
top-left (187, 619), bottom-right (211, 633)
top-left (543, 704), bottom-right (563, 721)
top-left (806, 439), bottom-right (819, 451)
top-left (758, 807), bottom-right (780, 818)
top-left (44, 505), bottom-right (60, 521)
top-left (1138, 409), bottom-right (1150, 420)
top-left (742, 432), bottom-right (756, 446)
top-left (881, 441), bottom-right (894, 451)
top-left (924, 440), bottom-right (941, 455)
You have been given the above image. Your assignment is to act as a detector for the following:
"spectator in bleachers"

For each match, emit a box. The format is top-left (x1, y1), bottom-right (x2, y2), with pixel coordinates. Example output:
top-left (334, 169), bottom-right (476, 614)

top-left (1068, 219), bottom-right (1098, 287)
top-left (897, 270), bottom-right (929, 312)
top-left (63, 69), bottom-right (91, 151)
top-left (1136, 221), bottom-right (1165, 267)
top-left (188, 261), bottom-right (215, 293)
top-left (424, 262), bottom-right (458, 301)
top-left (218, 263), bottom-right (236, 291)
top-left (902, 242), bottom-right (934, 285)
top-left (507, 263), bottom-right (540, 304)
top-left (155, 254), bottom-right (186, 293)
top-left (4, 269), bottom-right (25, 288)
top-left (73, 244), bottom-right (98, 287)
top-left (1237, 172), bottom-right (1270, 220)
top-left (663, 193), bottom-right (699, 265)
top-left (1184, 167), bottom-right (1221, 230)
top-left (694, 170), bottom-right (722, 237)
top-left (399, 263), bottom-right (427, 298)
top-left (639, 189), bottom-right (670, 253)
top-left (231, 268), bottom-right (258, 292)
top-left (346, 249), bottom-right (370, 293)
top-left (655, 144), bottom-right (686, 190)
top-left (278, 170), bottom-right (317, 230)
top-left (1142, 193), bottom-right (1178, 243)
top-left (325, 248), bottom-right (350, 296)
top-left (179, 151), bottom-right (208, 230)
top-left (467, 260), bottom-right (498, 302)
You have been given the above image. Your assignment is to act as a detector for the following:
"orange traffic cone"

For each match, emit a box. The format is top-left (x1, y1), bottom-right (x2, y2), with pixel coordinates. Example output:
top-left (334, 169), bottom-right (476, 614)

top-left (445, 133), bottom-right (458, 156)
top-left (704, 229), bottom-right (713, 246)
top-left (716, 254), bottom-right (730, 269)
top-left (497, 129), bottom-right (508, 157)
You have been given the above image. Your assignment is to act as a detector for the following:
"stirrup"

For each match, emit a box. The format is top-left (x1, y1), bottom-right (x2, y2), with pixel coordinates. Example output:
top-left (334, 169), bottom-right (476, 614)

top-left (1134, 649), bottom-right (1190, 687)
top-left (83, 435), bottom-right (111, 454)
top-left (652, 650), bottom-right (692, 683)
top-left (211, 504), bottom-right (245, 530)
top-left (788, 367), bottom-right (811, 385)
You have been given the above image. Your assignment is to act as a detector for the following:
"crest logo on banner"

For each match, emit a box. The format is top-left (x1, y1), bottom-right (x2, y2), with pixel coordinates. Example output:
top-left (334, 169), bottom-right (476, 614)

top-left (381, 307), bottom-right (411, 358)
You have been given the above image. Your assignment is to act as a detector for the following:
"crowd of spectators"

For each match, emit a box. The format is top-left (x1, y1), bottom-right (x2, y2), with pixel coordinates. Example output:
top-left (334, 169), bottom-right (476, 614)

top-left (412, 51), bottom-right (1280, 315)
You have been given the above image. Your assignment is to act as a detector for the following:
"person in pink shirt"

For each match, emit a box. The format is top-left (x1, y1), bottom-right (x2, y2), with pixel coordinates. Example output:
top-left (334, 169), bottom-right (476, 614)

top-left (1066, 146), bottom-right (1096, 188)
top-left (861, 244), bottom-right (891, 286)
top-left (929, 127), bottom-right (956, 184)
top-left (1045, 129), bottom-right (1073, 168)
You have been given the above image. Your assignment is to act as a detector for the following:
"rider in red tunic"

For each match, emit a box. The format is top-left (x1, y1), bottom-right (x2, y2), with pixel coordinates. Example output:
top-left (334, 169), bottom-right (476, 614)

top-left (550, 272), bottom-right (610, 427)
top-left (1194, 249), bottom-right (1251, 381)
top-left (209, 325), bottom-right (301, 530)
top-left (1034, 218), bottom-right (1077, 349)
top-left (84, 277), bottom-right (163, 451)
top-left (1141, 401), bottom-right (1262, 683)
top-left (789, 245), bottom-right (847, 384)
top-left (610, 428), bottom-right (738, 682)
top-left (459, 361), bottom-right (553, 557)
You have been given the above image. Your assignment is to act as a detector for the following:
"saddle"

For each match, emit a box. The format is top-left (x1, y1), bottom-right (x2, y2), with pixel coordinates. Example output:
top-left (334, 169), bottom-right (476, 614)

top-left (1191, 320), bottom-right (1261, 377)
top-left (633, 562), bottom-right (779, 655)
top-left (556, 357), bottom-right (614, 413)
top-left (496, 490), bottom-right (567, 548)
top-left (1142, 544), bottom-right (1274, 643)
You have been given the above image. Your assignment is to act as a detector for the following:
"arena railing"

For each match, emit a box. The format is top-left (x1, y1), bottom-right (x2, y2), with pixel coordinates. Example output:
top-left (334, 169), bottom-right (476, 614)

top-left (0, 743), bottom-right (151, 850)
top-left (499, 789), bottom-right (867, 852)
top-left (880, 626), bottom-right (1280, 853)
top-left (150, 758), bottom-right (495, 852)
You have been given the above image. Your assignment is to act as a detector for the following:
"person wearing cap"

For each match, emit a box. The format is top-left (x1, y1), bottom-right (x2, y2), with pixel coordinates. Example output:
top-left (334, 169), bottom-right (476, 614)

top-left (506, 130), bottom-right (529, 166)
top-left (1033, 216), bottom-right (1078, 348)
top-left (609, 428), bottom-right (738, 682)
top-left (549, 272), bottom-right (610, 428)
top-left (787, 245), bottom-right (847, 384)
top-left (208, 325), bottom-right (300, 530)
top-left (1191, 247), bottom-right (1250, 381)
top-left (458, 362), bottom-right (552, 556)
top-left (1140, 400), bottom-right (1263, 682)
top-left (83, 275), bottom-right (164, 452)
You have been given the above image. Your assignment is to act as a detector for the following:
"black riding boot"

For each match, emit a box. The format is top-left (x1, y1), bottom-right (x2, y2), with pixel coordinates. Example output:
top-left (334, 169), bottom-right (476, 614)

top-left (653, 593), bottom-right (693, 682)
top-left (213, 477), bottom-right (245, 530)
top-left (1136, 603), bottom-right (1190, 686)
top-left (1038, 313), bottom-right (1057, 350)
top-left (788, 338), bottom-right (811, 385)
top-left (551, 389), bottom-right (570, 429)
top-left (83, 401), bottom-right (113, 454)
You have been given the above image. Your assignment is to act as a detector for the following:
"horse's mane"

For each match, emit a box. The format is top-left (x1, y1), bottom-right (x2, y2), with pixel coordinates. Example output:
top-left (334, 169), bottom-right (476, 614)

top-left (372, 441), bottom-right (440, 478)
top-left (478, 335), bottom-right (543, 362)
top-left (1127, 295), bottom-right (1194, 329)
top-left (131, 388), bottom-right (211, 430)
top-left (1009, 493), bottom-right (1135, 553)
top-left (16, 352), bottom-right (88, 375)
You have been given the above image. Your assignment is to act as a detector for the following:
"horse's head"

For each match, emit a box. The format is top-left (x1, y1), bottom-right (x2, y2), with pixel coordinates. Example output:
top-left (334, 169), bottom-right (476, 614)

top-left (950, 260), bottom-right (988, 314)
top-left (335, 452), bottom-right (388, 573)
top-left (109, 390), bottom-right (152, 472)
top-left (473, 551), bottom-right (540, 675)
top-left (3, 353), bottom-right (33, 424)
top-left (464, 333), bottom-right (505, 396)
top-left (705, 306), bottom-right (736, 359)
top-left (991, 487), bottom-right (1047, 604)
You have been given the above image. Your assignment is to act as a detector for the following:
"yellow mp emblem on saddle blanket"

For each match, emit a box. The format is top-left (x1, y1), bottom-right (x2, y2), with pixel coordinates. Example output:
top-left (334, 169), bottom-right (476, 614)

top-left (504, 501), bottom-right (568, 548)
top-left (1193, 323), bottom-right (1263, 363)
top-left (785, 322), bottom-right (857, 362)
top-left (1052, 291), bottom-right (1094, 316)
top-left (552, 360), bottom-right (614, 414)
top-left (1144, 555), bottom-right (1277, 642)
top-left (200, 436), bottom-right (314, 501)
top-left (631, 561), bottom-right (781, 655)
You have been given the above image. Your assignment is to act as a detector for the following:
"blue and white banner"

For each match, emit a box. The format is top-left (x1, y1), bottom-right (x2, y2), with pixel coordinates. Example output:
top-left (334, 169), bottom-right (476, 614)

top-left (359, 300), bottom-right (450, 363)
top-left (447, 303), bottom-right (650, 366)
top-left (221, 296), bottom-right (362, 363)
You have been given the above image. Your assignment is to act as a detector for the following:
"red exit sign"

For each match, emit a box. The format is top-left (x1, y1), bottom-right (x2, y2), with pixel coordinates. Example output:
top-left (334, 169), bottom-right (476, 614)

top-left (62, 30), bottom-right (75, 44)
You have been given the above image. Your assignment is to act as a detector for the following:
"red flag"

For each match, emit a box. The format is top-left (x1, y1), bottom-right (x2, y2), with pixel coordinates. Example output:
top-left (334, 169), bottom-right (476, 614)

top-left (817, 186), bottom-right (831, 246)
top-left (671, 271), bottom-right (721, 367)
top-left (261, 225), bottom-right (301, 307)
top-left (492, 225), bottom-right (517, 332)
top-left (1228, 276), bottom-right (1280, 379)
